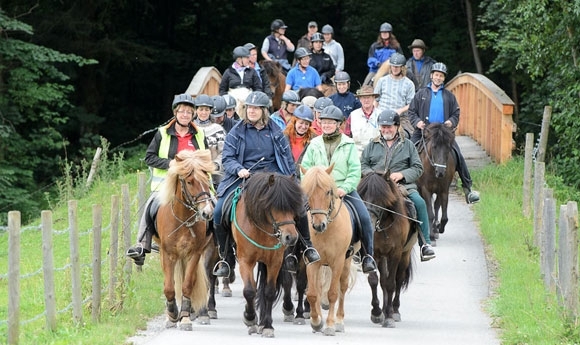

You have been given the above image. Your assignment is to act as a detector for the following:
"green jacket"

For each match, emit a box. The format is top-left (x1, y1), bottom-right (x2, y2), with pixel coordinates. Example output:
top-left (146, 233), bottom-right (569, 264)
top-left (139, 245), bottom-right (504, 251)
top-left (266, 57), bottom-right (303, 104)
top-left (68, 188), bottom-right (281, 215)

top-left (301, 134), bottom-right (361, 194)
top-left (360, 135), bottom-right (423, 192)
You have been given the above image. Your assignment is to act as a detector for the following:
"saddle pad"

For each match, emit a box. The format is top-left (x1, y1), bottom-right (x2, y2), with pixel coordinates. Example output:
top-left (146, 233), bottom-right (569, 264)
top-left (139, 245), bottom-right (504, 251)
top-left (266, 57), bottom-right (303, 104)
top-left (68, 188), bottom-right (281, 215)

top-left (343, 198), bottom-right (362, 244)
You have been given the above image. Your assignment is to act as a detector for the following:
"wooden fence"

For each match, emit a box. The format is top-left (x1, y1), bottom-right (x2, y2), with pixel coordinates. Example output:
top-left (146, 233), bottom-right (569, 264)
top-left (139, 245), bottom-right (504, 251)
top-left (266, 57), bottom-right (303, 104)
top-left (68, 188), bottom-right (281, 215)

top-left (522, 110), bottom-right (579, 318)
top-left (3, 174), bottom-right (148, 345)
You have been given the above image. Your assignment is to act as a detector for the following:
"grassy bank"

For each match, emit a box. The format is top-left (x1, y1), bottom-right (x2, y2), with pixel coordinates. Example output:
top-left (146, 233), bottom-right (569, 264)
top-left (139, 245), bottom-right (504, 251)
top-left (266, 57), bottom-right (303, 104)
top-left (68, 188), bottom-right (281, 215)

top-left (471, 157), bottom-right (580, 344)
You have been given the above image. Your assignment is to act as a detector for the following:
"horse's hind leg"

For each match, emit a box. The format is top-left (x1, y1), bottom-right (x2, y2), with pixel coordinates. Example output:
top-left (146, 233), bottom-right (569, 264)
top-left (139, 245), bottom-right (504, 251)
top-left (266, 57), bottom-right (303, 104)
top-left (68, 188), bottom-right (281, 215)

top-left (281, 269), bottom-right (295, 322)
top-left (368, 269), bottom-right (384, 324)
top-left (294, 262), bottom-right (308, 324)
top-left (306, 264), bottom-right (324, 333)
top-left (240, 263), bottom-right (258, 334)
top-left (381, 258), bottom-right (399, 328)
top-left (334, 259), bottom-right (352, 333)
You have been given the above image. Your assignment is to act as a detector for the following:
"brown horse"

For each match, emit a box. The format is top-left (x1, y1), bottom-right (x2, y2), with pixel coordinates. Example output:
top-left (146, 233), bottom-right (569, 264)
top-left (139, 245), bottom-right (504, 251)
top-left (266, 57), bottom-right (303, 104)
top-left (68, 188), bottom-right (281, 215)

top-left (416, 123), bottom-right (457, 242)
top-left (357, 172), bottom-right (417, 328)
top-left (300, 165), bottom-right (357, 336)
top-left (156, 150), bottom-right (216, 330)
top-left (260, 60), bottom-right (285, 111)
top-left (230, 172), bottom-right (303, 337)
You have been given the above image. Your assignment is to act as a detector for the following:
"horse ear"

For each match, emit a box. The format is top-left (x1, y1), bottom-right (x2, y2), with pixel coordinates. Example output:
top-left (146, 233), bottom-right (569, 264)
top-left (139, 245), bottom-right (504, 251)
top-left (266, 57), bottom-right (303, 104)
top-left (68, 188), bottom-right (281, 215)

top-left (299, 164), bottom-right (307, 175)
top-left (326, 163), bottom-right (335, 174)
top-left (268, 174), bottom-right (275, 186)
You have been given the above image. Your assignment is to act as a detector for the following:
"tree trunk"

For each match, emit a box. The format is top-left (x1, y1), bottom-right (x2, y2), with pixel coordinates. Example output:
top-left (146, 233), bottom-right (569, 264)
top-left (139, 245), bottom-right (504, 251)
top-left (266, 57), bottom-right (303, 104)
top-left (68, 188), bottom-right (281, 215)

top-left (464, 0), bottom-right (483, 73)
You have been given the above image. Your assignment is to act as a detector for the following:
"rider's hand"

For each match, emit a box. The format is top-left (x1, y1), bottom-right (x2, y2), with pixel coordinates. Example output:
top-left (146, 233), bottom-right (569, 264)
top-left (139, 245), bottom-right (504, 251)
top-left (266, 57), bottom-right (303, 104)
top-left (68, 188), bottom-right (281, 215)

top-left (417, 121), bottom-right (426, 130)
top-left (238, 169), bottom-right (250, 178)
top-left (336, 188), bottom-right (347, 198)
top-left (390, 172), bottom-right (404, 183)
top-left (444, 120), bottom-right (453, 127)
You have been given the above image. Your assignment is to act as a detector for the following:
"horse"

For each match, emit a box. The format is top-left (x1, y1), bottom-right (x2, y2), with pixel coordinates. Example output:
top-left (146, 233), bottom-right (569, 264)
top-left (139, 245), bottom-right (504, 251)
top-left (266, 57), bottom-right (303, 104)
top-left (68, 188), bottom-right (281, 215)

top-left (300, 165), bottom-right (357, 336)
top-left (229, 172), bottom-right (304, 337)
top-left (357, 172), bottom-right (417, 328)
top-left (297, 87), bottom-right (324, 100)
top-left (260, 60), bottom-right (285, 111)
top-left (416, 122), bottom-right (457, 241)
top-left (280, 250), bottom-right (310, 325)
top-left (227, 87), bottom-right (251, 118)
top-left (155, 149), bottom-right (216, 330)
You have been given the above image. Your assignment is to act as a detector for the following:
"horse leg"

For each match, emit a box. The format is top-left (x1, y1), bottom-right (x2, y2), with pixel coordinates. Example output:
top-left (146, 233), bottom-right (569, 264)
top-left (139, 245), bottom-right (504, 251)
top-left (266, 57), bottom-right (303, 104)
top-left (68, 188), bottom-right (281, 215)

top-left (239, 261), bottom-right (258, 334)
top-left (281, 268), bottom-right (295, 322)
top-left (306, 263), bottom-right (324, 332)
top-left (294, 262), bottom-right (308, 324)
top-left (259, 267), bottom-right (280, 338)
top-left (392, 254), bottom-right (411, 323)
top-left (433, 196), bottom-right (441, 239)
top-left (162, 252), bottom-right (179, 328)
top-left (381, 256), bottom-right (399, 328)
top-left (323, 264), bottom-right (342, 336)
top-left (179, 254), bottom-right (203, 331)
top-left (335, 258), bottom-right (352, 333)
top-left (439, 192), bottom-right (450, 234)
top-left (368, 269), bottom-right (383, 324)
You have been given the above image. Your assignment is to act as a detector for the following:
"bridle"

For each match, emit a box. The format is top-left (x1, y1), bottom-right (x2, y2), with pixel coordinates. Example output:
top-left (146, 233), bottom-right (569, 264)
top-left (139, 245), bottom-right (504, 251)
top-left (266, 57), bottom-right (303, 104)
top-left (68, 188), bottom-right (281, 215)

top-left (168, 172), bottom-right (214, 237)
top-left (306, 188), bottom-right (343, 225)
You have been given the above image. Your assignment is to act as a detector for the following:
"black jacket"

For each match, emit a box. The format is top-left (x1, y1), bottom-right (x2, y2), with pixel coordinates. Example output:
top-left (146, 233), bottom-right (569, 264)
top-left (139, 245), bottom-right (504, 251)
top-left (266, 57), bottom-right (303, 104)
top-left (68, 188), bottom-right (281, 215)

top-left (310, 50), bottom-right (335, 84)
top-left (219, 66), bottom-right (263, 95)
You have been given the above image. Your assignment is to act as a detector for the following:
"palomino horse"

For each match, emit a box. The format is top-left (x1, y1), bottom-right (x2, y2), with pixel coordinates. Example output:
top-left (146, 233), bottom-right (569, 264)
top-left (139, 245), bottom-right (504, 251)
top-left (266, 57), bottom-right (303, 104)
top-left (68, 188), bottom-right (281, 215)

top-left (156, 150), bottom-right (215, 330)
top-left (300, 165), bottom-right (356, 336)
top-left (260, 60), bottom-right (285, 111)
top-left (416, 123), bottom-right (457, 242)
top-left (230, 172), bottom-right (303, 337)
top-left (357, 172), bottom-right (417, 328)
top-left (227, 87), bottom-right (251, 118)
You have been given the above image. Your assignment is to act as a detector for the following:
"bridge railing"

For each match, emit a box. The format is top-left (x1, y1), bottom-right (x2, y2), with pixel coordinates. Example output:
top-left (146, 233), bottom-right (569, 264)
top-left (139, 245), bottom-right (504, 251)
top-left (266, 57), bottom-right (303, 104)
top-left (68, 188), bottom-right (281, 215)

top-left (446, 73), bottom-right (515, 164)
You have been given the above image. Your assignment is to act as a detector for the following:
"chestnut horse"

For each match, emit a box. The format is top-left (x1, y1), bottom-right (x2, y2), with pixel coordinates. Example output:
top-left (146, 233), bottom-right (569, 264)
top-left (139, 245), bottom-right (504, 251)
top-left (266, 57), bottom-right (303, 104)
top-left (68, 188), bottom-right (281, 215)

top-left (357, 172), bottom-right (417, 327)
top-left (260, 60), bottom-right (285, 111)
top-left (156, 150), bottom-right (215, 330)
top-left (416, 123), bottom-right (457, 242)
top-left (230, 172), bottom-right (303, 337)
top-left (300, 165), bottom-right (357, 336)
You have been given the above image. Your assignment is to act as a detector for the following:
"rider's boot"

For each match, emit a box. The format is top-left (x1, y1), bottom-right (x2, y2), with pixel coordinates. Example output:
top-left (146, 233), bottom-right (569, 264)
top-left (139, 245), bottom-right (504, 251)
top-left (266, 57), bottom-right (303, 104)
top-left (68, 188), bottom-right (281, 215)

top-left (126, 231), bottom-right (152, 266)
top-left (213, 223), bottom-right (233, 277)
top-left (296, 213), bottom-right (320, 264)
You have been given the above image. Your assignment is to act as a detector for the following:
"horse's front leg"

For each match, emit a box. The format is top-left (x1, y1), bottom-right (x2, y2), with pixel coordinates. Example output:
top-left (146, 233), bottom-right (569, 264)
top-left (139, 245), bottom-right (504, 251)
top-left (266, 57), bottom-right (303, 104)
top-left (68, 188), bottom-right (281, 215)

top-left (179, 253), bottom-right (203, 331)
top-left (323, 262), bottom-right (343, 336)
top-left (368, 270), bottom-right (383, 324)
top-left (260, 260), bottom-right (283, 338)
top-left (335, 258), bottom-right (352, 333)
top-left (295, 261), bottom-right (308, 324)
top-left (306, 263), bottom-right (323, 332)
top-left (439, 191), bottom-right (450, 234)
top-left (162, 253), bottom-right (179, 328)
top-left (239, 260), bottom-right (258, 334)
top-left (281, 268), bottom-right (295, 323)
top-left (381, 257), bottom-right (399, 328)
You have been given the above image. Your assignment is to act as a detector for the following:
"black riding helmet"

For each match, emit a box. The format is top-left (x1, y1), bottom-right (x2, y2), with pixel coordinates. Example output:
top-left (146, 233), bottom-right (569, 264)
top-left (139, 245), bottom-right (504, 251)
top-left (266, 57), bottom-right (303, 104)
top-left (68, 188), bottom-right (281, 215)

top-left (377, 109), bottom-right (400, 126)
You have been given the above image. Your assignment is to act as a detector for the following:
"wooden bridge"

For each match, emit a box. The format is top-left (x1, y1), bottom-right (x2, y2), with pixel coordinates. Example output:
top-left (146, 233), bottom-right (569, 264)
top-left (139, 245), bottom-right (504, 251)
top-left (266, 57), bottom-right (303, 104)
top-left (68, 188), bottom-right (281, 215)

top-left (185, 67), bottom-right (515, 164)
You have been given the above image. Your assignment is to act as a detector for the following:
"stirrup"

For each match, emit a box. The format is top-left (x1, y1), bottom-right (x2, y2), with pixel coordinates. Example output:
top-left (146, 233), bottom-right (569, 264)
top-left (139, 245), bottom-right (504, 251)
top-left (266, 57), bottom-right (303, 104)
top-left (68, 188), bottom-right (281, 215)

top-left (284, 254), bottom-right (298, 273)
top-left (303, 247), bottom-right (320, 264)
top-left (212, 260), bottom-right (231, 277)
top-left (126, 243), bottom-right (145, 258)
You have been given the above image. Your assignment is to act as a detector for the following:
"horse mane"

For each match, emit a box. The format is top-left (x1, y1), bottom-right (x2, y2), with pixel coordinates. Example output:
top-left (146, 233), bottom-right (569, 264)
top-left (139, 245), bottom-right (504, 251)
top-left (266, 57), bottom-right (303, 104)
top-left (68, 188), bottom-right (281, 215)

top-left (301, 166), bottom-right (337, 197)
top-left (159, 150), bottom-right (215, 205)
top-left (298, 87), bottom-right (324, 100)
top-left (260, 60), bottom-right (282, 77)
top-left (243, 172), bottom-right (303, 226)
top-left (424, 123), bottom-right (455, 151)
top-left (357, 173), bottom-right (402, 210)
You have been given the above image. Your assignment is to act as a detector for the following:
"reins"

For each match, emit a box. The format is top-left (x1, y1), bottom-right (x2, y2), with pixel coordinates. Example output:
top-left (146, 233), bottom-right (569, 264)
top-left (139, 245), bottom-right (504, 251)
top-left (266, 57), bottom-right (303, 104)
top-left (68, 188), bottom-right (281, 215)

top-left (167, 175), bottom-right (213, 238)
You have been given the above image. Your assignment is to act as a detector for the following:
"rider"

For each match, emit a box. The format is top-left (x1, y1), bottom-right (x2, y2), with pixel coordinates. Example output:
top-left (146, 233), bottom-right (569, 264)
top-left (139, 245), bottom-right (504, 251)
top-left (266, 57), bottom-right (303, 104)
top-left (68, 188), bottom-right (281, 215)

top-left (244, 42), bottom-right (273, 100)
top-left (329, 71), bottom-right (361, 120)
top-left (194, 94), bottom-right (226, 187)
top-left (301, 105), bottom-right (378, 273)
top-left (407, 62), bottom-right (480, 204)
top-left (309, 32), bottom-right (335, 94)
top-left (219, 46), bottom-right (263, 96)
top-left (363, 22), bottom-right (403, 86)
top-left (261, 19), bottom-right (295, 73)
top-left (360, 109), bottom-right (436, 261)
top-left (126, 94), bottom-right (208, 265)
top-left (285, 47), bottom-right (322, 92)
top-left (210, 95), bottom-right (238, 134)
top-left (311, 96), bottom-right (334, 135)
top-left (270, 90), bottom-right (301, 130)
top-left (212, 91), bottom-right (320, 277)
top-left (222, 94), bottom-right (240, 121)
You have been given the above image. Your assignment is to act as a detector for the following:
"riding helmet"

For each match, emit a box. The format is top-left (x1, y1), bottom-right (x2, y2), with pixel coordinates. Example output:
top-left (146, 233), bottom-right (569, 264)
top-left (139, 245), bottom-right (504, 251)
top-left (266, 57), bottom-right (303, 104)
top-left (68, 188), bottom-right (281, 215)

top-left (389, 53), bottom-right (406, 67)
top-left (172, 94), bottom-right (195, 110)
top-left (377, 109), bottom-right (400, 126)
top-left (282, 90), bottom-right (301, 105)
top-left (334, 71), bottom-right (350, 83)
top-left (313, 97), bottom-right (334, 112)
top-left (294, 47), bottom-right (312, 60)
top-left (245, 91), bottom-right (270, 107)
top-left (270, 19), bottom-right (287, 31)
top-left (222, 94), bottom-right (237, 110)
top-left (232, 46), bottom-right (250, 59)
top-left (318, 105), bottom-right (344, 122)
top-left (210, 95), bottom-right (227, 117)
top-left (293, 105), bottom-right (314, 122)
top-left (431, 62), bottom-right (448, 75)
top-left (194, 94), bottom-right (214, 108)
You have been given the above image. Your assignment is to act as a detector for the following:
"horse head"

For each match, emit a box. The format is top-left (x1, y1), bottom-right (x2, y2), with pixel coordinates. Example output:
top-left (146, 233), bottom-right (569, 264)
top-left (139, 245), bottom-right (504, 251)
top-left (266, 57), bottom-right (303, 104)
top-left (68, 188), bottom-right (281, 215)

top-left (301, 164), bottom-right (337, 233)
top-left (423, 123), bottom-right (455, 179)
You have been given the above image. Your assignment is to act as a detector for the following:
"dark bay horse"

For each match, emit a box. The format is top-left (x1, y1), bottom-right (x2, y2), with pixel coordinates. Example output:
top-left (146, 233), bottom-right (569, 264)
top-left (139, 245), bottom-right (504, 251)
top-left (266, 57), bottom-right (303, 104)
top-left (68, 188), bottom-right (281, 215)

top-left (301, 165), bottom-right (357, 336)
top-left (416, 123), bottom-right (457, 242)
top-left (357, 172), bottom-right (417, 328)
top-left (230, 172), bottom-right (303, 337)
top-left (260, 60), bottom-right (285, 111)
top-left (156, 150), bottom-right (215, 330)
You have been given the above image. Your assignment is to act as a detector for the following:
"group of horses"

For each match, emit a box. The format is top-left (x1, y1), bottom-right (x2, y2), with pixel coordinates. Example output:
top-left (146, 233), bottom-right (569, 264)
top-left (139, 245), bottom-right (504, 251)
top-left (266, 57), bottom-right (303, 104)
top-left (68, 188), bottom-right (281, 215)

top-left (151, 119), bottom-right (457, 337)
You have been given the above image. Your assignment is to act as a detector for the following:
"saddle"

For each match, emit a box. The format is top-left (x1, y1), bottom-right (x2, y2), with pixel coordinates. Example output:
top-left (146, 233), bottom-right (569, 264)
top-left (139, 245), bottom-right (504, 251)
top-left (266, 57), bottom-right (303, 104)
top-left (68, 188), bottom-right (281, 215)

top-left (219, 187), bottom-right (239, 229)
top-left (343, 199), bottom-right (363, 258)
top-left (144, 196), bottom-right (161, 238)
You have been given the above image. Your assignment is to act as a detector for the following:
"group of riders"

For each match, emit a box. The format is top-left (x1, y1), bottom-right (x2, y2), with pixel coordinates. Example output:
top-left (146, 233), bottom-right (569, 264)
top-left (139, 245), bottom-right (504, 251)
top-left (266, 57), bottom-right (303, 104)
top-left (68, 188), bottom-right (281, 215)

top-left (126, 18), bottom-right (481, 279)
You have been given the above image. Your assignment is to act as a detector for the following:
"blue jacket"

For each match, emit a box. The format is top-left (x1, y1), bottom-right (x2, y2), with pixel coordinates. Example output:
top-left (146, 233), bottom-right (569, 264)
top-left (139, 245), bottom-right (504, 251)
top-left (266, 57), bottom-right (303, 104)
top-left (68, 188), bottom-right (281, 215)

top-left (217, 120), bottom-right (296, 197)
top-left (329, 91), bottom-right (361, 119)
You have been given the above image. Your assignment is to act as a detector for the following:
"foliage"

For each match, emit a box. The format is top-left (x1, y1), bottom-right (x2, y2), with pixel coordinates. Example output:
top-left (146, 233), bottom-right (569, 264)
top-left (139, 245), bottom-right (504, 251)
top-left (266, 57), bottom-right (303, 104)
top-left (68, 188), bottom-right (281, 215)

top-left (478, 0), bottom-right (580, 187)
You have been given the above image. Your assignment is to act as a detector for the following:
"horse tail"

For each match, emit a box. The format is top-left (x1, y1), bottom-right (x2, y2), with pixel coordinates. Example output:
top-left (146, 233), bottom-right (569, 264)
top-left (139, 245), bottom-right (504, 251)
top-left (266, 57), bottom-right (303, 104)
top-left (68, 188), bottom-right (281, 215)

top-left (256, 262), bottom-right (284, 315)
top-left (174, 255), bottom-right (209, 312)
top-left (400, 255), bottom-right (413, 291)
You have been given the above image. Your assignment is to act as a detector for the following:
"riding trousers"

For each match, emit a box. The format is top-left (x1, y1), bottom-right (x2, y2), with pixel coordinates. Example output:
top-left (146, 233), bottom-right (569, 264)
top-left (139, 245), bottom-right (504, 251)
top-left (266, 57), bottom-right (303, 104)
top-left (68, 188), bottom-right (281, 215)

top-left (347, 190), bottom-right (374, 256)
top-left (407, 190), bottom-right (431, 246)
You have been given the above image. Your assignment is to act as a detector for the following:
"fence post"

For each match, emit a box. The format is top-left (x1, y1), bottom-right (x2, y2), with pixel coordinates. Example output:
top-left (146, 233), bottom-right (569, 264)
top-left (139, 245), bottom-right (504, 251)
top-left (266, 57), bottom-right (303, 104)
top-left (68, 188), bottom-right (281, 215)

top-left (533, 162), bottom-right (545, 246)
top-left (122, 184), bottom-right (132, 279)
top-left (557, 202), bottom-right (579, 318)
top-left (86, 147), bottom-right (103, 188)
top-left (540, 189), bottom-right (556, 291)
top-left (8, 211), bottom-right (20, 345)
top-left (68, 200), bottom-right (82, 324)
top-left (537, 106), bottom-right (552, 163)
top-left (108, 195), bottom-right (119, 305)
top-left (522, 133), bottom-right (534, 217)
top-left (92, 204), bottom-right (102, 322)
top-left (41, 211), bottom-right (57, 331)
top-left (137, 172), bottom-right (147, 226)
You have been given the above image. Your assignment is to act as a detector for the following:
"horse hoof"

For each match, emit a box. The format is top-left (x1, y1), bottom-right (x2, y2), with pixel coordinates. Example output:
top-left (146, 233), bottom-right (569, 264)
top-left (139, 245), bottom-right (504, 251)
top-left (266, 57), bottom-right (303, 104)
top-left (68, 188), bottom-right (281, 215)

top-left (304, 312), bottom-right (310, 319)
top-left (382, 318), bottom-right (396, 328)
top-left (222, 288), bottom-right (232, 297)
top-left (335, 323), bottom-right (345, 332)
top-left (197, 316), bottom-right (210, 325)
top-left (283, 314), bottom-right (295, 322)
top-left (247, 325), bottom-right (259, 335)
top-left (393, 312), bottom-right (401, 322)
top-left (165, 320), bottom-right (177, 329)
top-left (261, 328), bottom-right (275, 338)
top-left (324, 327), bottom-right (336, 336)
top-left (179, 320), bottom-right (193, 331)
top-left (294, 317), bottom-right (306, 325)
top-left (371, 313), bottom-right (384, 324)
top-left (311, 321), bottom-right (324, 332)
top-left (208, 310), bottom-right (218, 319)
top-left (243, 315), bottom-right (257, 327)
